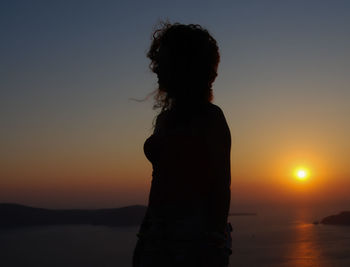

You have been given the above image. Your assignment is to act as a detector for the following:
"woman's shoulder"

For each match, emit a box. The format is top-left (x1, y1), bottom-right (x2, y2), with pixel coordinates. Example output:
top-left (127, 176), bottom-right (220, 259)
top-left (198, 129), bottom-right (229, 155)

top-left (205, 103), bottom-right (225, 116)
top-left (202, 103), bottom-right (228, 124)
top-left (203, 103), bottom-right (231, 140)
top-left (153, 104), bottom-right (229, 132)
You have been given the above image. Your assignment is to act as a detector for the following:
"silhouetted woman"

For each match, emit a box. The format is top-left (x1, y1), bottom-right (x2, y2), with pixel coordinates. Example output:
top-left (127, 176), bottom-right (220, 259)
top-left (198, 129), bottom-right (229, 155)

top-left (133, 22), bottom-right (231, 267)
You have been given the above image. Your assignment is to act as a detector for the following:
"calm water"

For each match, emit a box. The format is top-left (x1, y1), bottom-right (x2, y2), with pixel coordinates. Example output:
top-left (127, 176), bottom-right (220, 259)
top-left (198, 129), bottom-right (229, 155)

top-left (1, 207), bottom-right (350, 267)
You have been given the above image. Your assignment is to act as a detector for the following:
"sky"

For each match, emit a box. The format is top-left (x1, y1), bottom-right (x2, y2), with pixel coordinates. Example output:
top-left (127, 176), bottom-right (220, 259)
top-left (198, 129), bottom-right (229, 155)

top-left (1, 0), bottom-right (349, 209)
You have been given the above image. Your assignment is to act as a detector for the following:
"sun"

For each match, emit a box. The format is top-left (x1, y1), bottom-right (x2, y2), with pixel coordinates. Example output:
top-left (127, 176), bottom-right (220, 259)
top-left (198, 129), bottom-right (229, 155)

top-left (294, 168), bottom-right (309, 181)
top-left (297, 170), bottom-right (306, 179)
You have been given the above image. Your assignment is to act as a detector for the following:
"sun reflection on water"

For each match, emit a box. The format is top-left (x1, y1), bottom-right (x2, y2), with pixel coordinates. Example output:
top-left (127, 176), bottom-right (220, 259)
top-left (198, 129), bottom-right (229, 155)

top-left (285, 209), bottom-right (324, 267)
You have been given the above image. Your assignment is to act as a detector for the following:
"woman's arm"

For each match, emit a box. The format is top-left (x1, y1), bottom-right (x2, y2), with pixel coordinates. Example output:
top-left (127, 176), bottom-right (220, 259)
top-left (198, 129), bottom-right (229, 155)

top-left (204, 105), bottom-right (231, 233)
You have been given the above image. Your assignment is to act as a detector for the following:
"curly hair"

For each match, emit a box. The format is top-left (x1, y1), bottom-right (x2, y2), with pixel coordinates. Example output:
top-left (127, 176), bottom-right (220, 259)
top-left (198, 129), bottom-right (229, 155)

top-left (147, 22), bottom-right (220, 111)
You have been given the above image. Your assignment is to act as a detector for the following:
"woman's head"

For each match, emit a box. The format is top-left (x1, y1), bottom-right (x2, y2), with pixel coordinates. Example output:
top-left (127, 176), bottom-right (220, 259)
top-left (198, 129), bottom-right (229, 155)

top-left (148, 22), bottom-right (220, 110)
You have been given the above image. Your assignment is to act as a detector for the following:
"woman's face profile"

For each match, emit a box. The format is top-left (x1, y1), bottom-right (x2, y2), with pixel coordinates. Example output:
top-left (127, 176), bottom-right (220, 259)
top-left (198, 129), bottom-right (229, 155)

top-left (155, 46), bottom-right (174, 94)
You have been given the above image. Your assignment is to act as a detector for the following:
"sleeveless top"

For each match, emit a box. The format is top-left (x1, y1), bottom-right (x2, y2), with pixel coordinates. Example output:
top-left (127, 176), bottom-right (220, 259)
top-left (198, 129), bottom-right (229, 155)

top-left (141, 103), bottom-right (231, 238)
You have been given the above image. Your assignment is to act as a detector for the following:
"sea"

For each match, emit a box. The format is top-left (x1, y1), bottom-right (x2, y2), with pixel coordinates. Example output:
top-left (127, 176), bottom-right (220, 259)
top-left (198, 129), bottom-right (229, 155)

top-left (1, 205), bottom-right (350, 267)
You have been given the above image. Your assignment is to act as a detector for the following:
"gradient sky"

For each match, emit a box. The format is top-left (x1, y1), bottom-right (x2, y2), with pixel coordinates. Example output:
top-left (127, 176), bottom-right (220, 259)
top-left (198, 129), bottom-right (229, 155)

top-left (1, 0), bottom-right (349, 209)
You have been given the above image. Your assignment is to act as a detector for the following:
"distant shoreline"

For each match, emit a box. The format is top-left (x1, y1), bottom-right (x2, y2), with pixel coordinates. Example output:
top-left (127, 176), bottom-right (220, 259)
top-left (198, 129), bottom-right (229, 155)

top-left (320, 211), bottom-right (350, 225)
top-left (229, 212), bottom-right (257, 216)
top-left (0, 203), bottom-right (146, 228)
top-left (0, 203), bottom-right (258, 228)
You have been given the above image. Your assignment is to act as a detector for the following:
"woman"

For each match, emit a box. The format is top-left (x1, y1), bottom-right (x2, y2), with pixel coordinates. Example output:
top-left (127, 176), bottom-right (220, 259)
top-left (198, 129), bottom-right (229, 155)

top-left (133, 22), bottom-right (231, 267)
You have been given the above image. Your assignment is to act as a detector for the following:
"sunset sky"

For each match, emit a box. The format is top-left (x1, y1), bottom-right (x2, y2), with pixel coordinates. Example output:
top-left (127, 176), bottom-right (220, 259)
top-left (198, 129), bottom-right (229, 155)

top-left (1, 0), bottom-right (349, 209)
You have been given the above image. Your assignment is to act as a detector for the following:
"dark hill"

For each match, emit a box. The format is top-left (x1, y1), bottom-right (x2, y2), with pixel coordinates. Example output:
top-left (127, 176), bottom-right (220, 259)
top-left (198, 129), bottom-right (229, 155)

top-left (0, 203), bottom-right (257, 229)
top-left (0, 203), bottom-right (147, 228)
top-left (321, 211), bottom-right (350, 225)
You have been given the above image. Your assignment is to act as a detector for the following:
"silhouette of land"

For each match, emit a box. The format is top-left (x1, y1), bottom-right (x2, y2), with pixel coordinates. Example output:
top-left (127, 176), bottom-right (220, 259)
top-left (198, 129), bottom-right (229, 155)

top-left (0, 203), bottom-right (257, 228)
top-left (229, 212), bottom-right (257, 216)
top-left (321, 211), bottom-right (350, 225)
top-left (0, 203), bottom-right (147, 228)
